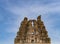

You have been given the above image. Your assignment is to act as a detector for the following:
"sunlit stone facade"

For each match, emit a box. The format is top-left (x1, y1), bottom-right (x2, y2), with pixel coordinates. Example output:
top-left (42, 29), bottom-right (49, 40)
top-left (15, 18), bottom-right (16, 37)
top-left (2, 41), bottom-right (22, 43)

top-left (14, 15), bottom-right (51, 44)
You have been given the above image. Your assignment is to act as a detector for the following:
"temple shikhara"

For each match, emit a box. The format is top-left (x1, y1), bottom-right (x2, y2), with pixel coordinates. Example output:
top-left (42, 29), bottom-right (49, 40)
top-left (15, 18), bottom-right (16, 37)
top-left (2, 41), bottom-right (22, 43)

top-left (14, 15), bottom-right (51, 44)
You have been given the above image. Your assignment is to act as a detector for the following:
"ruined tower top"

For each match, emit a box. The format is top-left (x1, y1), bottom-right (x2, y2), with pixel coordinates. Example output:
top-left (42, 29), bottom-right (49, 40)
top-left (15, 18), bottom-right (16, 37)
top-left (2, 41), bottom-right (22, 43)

top-left (24, 17), bottom-right (28, 21)
top-left (14, 15), bottom-right (51, 44)
top-left (37, 15), bottom-right (41, 20)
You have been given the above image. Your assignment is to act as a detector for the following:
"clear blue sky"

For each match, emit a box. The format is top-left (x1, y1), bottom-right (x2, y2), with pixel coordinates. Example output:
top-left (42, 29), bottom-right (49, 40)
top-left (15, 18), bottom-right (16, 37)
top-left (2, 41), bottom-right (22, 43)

top-left (0, 0), bottom-right (60, 44)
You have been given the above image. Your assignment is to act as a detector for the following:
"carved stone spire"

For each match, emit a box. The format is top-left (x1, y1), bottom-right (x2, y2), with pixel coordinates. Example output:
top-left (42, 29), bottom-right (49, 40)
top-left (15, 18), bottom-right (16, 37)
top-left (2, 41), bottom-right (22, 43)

top-left (24, 17), bottom-right (28, 21)
top-left (37, 15), bottom-right (41, 21)
top-left (14, 15), bottom-right (51, 44)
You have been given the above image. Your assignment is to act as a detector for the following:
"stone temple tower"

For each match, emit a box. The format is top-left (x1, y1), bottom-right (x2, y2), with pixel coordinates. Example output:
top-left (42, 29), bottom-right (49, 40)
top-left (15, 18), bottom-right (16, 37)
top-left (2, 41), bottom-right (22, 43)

top-left (14, 15), bottom-right (51, 44)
